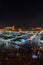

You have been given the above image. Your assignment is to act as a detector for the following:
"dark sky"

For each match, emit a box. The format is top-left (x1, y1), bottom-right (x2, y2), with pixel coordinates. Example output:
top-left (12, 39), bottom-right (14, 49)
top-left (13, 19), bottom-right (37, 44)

top-left (0, 0), bottom-right (43, 28)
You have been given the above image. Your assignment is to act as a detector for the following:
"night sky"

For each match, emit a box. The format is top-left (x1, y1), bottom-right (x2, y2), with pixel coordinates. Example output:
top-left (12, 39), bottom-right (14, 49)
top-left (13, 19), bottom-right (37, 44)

top-left (0, 0), bottom-right (43, 28)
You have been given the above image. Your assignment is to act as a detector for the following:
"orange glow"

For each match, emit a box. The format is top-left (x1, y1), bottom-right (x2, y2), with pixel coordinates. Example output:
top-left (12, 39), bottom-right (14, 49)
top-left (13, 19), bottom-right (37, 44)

top-left (18, 28), bottom-right (22, 32)
top-left (40, 29), bottom-right (43, 33)
top-left (0, 26), bottom-right (43, 33)
top-left (0, 29), bottom-right (4, 33)
top-left (36, 28), bottom-right (43, 33)
top-left (11, 25), bottom-right (15, 31)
